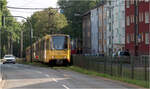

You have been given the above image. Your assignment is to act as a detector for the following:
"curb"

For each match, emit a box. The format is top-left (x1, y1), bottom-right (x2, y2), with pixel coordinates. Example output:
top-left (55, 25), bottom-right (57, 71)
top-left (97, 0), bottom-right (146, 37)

top-left (0, 63), bottom-right (2, 82)
top-left (0, 63), bottom-right (2, 89)
top-left (0, 62), bottom-right (4, 89)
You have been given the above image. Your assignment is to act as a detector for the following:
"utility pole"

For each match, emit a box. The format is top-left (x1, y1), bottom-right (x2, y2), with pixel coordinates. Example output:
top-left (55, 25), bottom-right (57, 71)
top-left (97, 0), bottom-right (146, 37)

top-left (0, 1), bottom-right (4, 59)
top-left (10, 32), bottom-right (13, 54)
top-left (2, 15), bottom-right (33, 61)
top-left (7, 32), bottom-right (12, 54)
top-left (48, 9), bottom-right (55, 34)
top-left (48, 9), bottom-right (51, 34)
top-left (20, 31), bottom-right (23, 58)
top-left (134, 0), bottom-right (138, 56)
top-left (0, 24), bottom-right (1, 58)
top-left (102, 5), bottom-right (104, 55)
top-left (5, 16), bottom-right (33, 62)
top-left (96, 0), bottom-right (100, 55)
top-left (30, 27), bottom-right (33, 62)
top-left (8, 33), bottom-right (10, 54)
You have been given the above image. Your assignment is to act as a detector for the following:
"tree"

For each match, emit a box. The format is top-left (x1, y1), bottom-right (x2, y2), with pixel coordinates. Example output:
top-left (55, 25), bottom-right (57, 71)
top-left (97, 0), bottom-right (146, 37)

top-left (22, 8), bottom-right (68, 53)
top-left (57, 0), bottom-right (100, 39)
top-left (30, 9), bottom-right (68, 38)
top-left (0, 0), bottom-right (22, 56)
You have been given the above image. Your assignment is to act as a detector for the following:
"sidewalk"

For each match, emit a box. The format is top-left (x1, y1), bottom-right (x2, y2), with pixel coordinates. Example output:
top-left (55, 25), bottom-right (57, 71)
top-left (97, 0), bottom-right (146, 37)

top-left (0, 62), bottom-right (3, 89)
top-left (0, 62), bottom-right (2, 82)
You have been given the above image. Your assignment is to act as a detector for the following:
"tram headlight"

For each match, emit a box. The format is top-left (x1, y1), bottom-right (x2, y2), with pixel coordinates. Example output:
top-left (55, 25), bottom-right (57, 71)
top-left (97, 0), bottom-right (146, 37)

top-left (64, 56), bottom-right (67, 59)
top-left (52, 56), bottom-right (54, 59)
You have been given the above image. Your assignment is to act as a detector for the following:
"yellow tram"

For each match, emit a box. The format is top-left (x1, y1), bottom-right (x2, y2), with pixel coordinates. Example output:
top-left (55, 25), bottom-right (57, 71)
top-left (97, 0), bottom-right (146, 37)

top-left (26, 34), bottom-right (71, 65)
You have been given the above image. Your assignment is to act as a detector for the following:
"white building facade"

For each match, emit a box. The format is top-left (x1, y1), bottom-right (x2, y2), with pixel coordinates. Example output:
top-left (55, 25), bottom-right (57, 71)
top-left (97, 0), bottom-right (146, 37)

top-left (82, 0), bottom-right (125, 56)
top-left (91, 8), bottom-right (99, 54)
top-left (106, 0), bottom-right (125, 55)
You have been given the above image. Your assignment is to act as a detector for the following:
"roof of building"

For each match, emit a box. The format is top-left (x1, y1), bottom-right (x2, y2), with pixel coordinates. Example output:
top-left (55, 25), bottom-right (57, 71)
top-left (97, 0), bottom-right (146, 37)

top-left (81, 1), bottom-right (106, 17)
top-left (81, 11), bottom-right (91, 17)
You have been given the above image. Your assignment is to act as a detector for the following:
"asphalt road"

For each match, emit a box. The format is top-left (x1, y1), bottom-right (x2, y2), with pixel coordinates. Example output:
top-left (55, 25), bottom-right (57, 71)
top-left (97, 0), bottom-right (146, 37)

top-left (1, 63), bottom-right (142, 89)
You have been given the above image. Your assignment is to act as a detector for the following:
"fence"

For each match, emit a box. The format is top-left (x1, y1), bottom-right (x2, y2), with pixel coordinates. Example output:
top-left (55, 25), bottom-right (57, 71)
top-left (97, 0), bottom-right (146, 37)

top-left (72, 55), bottom-right (149, 87)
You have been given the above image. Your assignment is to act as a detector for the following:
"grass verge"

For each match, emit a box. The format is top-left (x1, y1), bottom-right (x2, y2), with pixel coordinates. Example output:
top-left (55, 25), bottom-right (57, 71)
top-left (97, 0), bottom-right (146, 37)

top-left (53, 66), bottom-right (149, 88)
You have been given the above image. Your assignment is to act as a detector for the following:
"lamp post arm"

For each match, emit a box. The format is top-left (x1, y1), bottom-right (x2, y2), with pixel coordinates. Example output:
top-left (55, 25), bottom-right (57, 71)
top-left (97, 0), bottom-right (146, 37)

top-left (3, 15), bottom-right (33, 62)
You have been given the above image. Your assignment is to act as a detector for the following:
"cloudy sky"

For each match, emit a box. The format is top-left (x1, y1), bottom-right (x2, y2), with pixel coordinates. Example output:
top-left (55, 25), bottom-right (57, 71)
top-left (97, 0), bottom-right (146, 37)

top-left (7, 0), bottom-right (58, 21)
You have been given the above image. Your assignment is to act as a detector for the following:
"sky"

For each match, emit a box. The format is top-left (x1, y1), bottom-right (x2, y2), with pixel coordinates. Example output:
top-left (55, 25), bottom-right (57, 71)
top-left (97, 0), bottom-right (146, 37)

top-left (7, 0), bottom-right (58, 22)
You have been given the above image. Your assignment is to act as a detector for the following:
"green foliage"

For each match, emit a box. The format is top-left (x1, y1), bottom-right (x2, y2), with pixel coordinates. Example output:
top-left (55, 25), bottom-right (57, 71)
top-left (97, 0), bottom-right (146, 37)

top-left (30, 9), bottom-right (68, 37)
top-left (57, 0), bottom-right (100, 38)
top-left (0, 0), bottom-right (22, 56)
top-left (22, 8), bottom-right (68, 52)
top-left (68, 66), bottom-right (149, 88)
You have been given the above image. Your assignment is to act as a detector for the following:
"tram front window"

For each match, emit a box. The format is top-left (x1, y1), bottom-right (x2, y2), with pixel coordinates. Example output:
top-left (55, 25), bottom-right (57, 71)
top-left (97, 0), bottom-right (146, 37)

top-left (52, 36), bottom-right (68, 50)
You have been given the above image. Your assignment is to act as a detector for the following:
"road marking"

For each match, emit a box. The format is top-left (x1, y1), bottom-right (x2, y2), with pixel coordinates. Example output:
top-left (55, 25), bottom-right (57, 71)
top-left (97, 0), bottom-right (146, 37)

top-left (13, 66), bottom-right (18, 69)
top-left (35, 71), bottom-right (42, 74)
top-left (45, 74), bottom-right (50, 77)
top-left (25, 69), bottom-right (31, 71)
top-left (45, 74), bottom-right (58, 83)
top-left (62, 84), bottom-right (70, 89)
top-left (52, 78), bottom-right (58, 82)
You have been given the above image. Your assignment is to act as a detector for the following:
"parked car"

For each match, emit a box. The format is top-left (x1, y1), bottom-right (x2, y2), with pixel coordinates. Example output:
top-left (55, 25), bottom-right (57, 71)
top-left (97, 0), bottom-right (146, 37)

top-left (3, 55), bottom-right (16, 64)
top-left (118, 51), bottom-right (130, 63)
top-left (118, 51), bottom-right (130, 56)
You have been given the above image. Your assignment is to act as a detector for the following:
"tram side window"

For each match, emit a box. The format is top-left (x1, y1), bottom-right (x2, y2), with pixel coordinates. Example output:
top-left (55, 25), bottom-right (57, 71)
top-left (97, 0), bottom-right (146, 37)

top-left (33, 45), bottom-right (35, 52)
top-left (40, 41), bottom-right (42, 51)
top-left (38, 42), bottom-right (40, 51)
top-left (49, 39), bottom-right (52, 49)
top-left (27, 49), bottom-right (30, 55)
top-left (26, 50), bottom-right (27, 54)
top-left (42, 40), bottom-right (45, 50)
top-left (64, 37), bottom-right (68, 49)
top-left (46, 39), bottom-right (49, 50)
top-left (39, 41), bottom-right (41, 51)
top-left (41, 41), bottom-right (43, 51)
top-left (36, 43), bottom-right (38, 52)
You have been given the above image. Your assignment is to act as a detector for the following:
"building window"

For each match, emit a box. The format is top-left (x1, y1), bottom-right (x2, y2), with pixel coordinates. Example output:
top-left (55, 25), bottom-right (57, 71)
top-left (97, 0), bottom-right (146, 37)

top-left (131, 33), bottom-right (134, 41)
top-left (145, 33), bottom-right (149, 44)
top-left (131, 16), bottom-right (133, 23)
top-left (126, 1), bottom-right (130, 8)
top-left (136, 0), bottom-right (139, 4)
top-left (139, 13), bottom-right (141, 22)
top-left (145, 12), bottom-right (149, 24)
top-left (87, 32), bottom-right (90, 37)
top-left (127, 34), bottom-right (130, 43)
top-left (126, 16), bottom-right (130, 26)
top-left (145, 0), bottom-right (149, 2)
top-left (138, 33), bottom-right (144, 42)
top-left (131, 0), bottom-right (134, 4)
top-left (131, 15), bottom-right (134, 23)
top-left (133, 15), bottom-right (134, 23)
top-left (141, 33), bottom-right (144, 42)
top-left (141, 13), bottom-right (144, 22)
top-left (141, 0), bottom-right (143, 1)
top-left (133, 33), bottom-right (134, 41)
top-left (130, 34), bottom-right (132, 41)
top-left (139, 13), bottom-right (144, 22)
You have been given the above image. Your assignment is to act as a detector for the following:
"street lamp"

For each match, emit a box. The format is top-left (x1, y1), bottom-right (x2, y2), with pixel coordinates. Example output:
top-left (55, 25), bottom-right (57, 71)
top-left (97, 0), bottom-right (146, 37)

top-left (74, 13), bottom-right (81, 17)
top-left (2, 16), bottom-right (33, 62)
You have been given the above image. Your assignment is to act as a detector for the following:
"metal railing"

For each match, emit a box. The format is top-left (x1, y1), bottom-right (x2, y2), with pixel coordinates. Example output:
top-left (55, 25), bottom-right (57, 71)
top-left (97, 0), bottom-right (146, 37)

top-left (72, 55), bottom-right (149, 87)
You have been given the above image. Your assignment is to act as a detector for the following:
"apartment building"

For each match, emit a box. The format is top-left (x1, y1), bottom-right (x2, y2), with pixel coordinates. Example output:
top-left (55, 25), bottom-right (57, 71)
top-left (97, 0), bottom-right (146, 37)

top-left (125, 0), bottom-right (150, 55)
